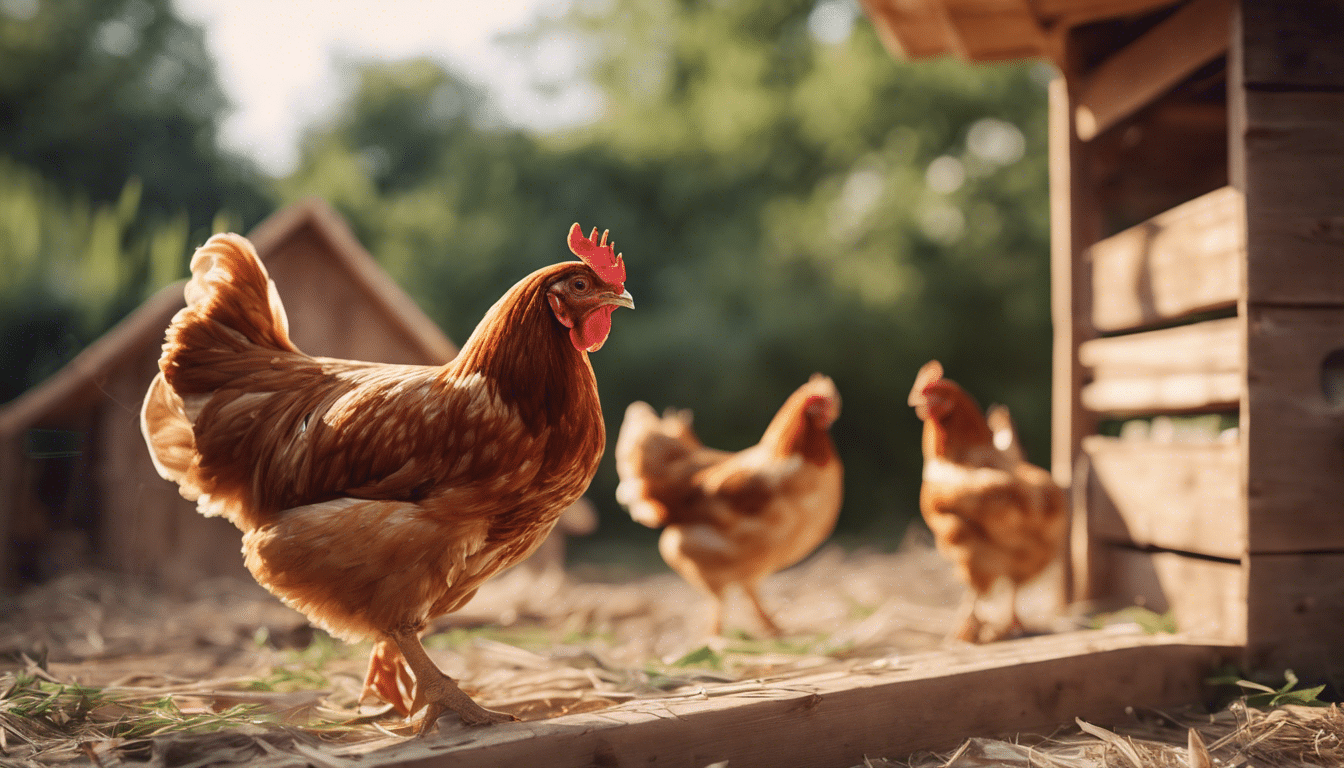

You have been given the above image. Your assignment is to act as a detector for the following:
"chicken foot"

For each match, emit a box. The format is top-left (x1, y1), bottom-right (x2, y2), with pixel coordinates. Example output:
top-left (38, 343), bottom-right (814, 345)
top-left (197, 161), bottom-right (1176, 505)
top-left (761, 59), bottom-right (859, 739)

top-left (388, 627), bottom-right (518, 735)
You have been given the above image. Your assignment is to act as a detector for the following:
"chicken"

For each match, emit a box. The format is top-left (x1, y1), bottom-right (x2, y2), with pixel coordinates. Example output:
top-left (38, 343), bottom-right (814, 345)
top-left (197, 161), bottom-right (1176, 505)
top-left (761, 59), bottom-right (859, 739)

top-left (907, 360), bottom-right (1066, 643)
top-left (614, 375), bottom-right (843, 635)
top-left (140, 224), bottom-right (633, 734)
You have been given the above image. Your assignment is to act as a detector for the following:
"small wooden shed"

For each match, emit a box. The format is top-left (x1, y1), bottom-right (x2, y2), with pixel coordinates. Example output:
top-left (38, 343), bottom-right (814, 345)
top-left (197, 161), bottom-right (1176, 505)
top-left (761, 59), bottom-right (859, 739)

top-left (0, 199), bottom-right (591, 593)
top-left (860, 0), bottom-right (1344, 676)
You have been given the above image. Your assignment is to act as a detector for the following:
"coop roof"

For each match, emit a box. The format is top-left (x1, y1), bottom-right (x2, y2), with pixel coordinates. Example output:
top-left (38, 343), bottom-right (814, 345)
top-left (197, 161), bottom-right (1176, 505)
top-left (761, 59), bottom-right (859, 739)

top-left (858, 0), bottom-right (1179, 62)
top-left (0, 198), bottom-right (457, 438)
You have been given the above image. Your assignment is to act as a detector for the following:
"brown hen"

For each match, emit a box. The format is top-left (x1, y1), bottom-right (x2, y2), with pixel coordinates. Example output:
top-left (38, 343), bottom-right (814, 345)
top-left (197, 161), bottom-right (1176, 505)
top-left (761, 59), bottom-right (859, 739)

top-left (908, 360), bottom-right (1066, 643)
top-left (615, 375), bottom-right (843, 635)
top-left (141, 224), bottom-right (632, 733)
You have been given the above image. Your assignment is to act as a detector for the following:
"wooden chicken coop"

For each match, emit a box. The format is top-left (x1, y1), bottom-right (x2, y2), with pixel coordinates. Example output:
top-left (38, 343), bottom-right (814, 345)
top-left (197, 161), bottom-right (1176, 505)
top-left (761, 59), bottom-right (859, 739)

top-left (863, 0), bottom-right (1344, 678)
top-left (0, 199), bottom-right (591, 593)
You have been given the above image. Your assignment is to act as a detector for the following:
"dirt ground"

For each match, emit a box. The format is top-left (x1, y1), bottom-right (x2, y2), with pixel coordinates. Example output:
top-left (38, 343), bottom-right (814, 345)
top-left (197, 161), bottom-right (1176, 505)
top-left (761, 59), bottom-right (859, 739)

top-left (1, 536), bottom-right (1276, 768)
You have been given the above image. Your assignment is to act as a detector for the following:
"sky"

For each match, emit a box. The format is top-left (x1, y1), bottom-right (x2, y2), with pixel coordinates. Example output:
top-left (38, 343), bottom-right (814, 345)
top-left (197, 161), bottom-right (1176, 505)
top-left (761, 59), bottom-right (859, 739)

top-left (173, 0), bottom-right (599, 177)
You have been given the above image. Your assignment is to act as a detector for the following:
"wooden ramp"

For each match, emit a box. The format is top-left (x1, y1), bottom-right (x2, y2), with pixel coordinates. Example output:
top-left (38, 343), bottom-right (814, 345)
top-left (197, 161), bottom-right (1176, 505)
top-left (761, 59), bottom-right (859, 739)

top-left (361, 630), bottom-right (1236, 768)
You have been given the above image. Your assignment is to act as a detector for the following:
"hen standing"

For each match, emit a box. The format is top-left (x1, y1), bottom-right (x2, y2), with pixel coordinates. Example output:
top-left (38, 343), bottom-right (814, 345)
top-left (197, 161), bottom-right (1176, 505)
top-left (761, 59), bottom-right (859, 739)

top-left (141, 224), bottom-right (633, 733)
top-left (615, 375), bottom-right (843, 635)
top-left (907, 360), bottom-right (1066, 643)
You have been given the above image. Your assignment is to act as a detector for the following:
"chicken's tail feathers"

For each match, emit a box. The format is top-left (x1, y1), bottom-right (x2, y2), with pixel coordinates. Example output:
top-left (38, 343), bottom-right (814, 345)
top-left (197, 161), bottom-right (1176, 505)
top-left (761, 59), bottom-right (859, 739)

top-left (986, 404), bottom-right (1024, 462)
top-left (140, 371), bottom-right (250, 526)
top-left (141, 372), bottom-right (198, 490)
top-left (186, 233), bottom-right (295, 349)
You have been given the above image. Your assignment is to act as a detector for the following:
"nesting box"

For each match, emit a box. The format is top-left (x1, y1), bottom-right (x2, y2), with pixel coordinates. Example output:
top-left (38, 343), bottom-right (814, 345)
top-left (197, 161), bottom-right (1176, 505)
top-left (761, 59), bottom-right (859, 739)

top-left (861, 0), bottom-right (1344, 676)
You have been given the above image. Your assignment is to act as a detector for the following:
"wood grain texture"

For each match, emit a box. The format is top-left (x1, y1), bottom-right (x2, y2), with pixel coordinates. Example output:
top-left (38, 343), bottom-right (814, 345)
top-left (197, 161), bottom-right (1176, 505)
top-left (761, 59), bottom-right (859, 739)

top-left (363, 632), bottom-right (1238, 768)
top-left (1242, 91), bottom-right (1344, 307)
top-left (1245, 553), bottom-right (1344, 675)
top-left (1073, 0), bottom-right (1231, 140)
top-left (1090, 186), bottom-right (1243, 332)
top-left (1079, 318), bottom-right (1241, 415)
top-left (1240, 0), bottom-right (1344, 89)
top-left (1084, 436), bottom-right (1242, 560)
top-left (1244, 306), bottom-right (1344, 554)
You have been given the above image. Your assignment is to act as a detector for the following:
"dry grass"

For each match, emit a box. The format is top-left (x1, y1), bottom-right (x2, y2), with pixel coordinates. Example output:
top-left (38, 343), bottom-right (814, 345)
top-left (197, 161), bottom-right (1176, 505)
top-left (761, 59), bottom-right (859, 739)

top-left (1, 543), bottom-right (1336, 767)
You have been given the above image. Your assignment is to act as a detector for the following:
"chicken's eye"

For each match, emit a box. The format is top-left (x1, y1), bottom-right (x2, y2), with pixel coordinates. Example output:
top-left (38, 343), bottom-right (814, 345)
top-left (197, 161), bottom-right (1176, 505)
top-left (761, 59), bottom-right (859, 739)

top-left (572, 276), bottom-right (590, 292)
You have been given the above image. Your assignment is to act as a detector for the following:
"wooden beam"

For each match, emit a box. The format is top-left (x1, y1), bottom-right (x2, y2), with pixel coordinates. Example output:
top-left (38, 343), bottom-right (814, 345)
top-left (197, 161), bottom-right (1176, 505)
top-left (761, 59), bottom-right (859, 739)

top-left (1079, 318), bottom-right (1241, 415)
top-left (1050, 76), bottom-right (1102, 603)
top-left (1090, 186), bottom-right (1244, 333)
top-left (1241, 91), bottom-right (1344, 308)
top-left (365, 633), bottom-right (1238, 768)
top-left (1074, 0), bottom-right (1232, 141)
top-left (1240, 0), bottom-right (1344, 89)
top-left (1244, 306), bottom-right (1344, 554)
top-left (1245, 553), bottom-right (1344, 676)
top-left (1091, 546), bottom-right (1244, 643)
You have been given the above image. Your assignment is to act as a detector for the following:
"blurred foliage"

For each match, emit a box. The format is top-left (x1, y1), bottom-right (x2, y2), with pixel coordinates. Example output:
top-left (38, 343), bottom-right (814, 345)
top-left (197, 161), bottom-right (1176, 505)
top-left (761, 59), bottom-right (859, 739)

top-left (0, 0), bottom-right (274, 402)
top-left (283, 0), bottom-right (1054, 543)
top-left (2, 0), bottom-right (1055, 549)
top-left (0, 0), bottom-right (269, 224)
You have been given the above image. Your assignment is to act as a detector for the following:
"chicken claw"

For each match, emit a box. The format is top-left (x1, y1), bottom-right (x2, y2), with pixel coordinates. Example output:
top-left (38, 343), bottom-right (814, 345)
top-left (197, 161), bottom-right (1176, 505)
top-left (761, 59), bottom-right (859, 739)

top-left (388, 628), bottom-right (517, 736)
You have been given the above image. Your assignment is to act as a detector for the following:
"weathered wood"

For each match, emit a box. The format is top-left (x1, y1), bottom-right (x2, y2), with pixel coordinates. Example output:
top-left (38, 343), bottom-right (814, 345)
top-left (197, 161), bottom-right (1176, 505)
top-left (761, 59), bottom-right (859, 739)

top-left (1090, 186), bottom-right (1244, 332)
top-left (1091, 546), bottom-right (1245, 643)
top-left (1084, 436), bottom-right (1242, 560)
top-left (1078, 318), bottom-right (1241, 415)
top-left (1050, 76), bottom-right (1101, 603)
top-left (1240, 0), bottom-right (1344, 89)
top-left (1240, 91), bottom-right (1344, 307)
top-left (1073, 0), bottom-right (1232, 141)
top-left (364, 632), bottom-right (1237, 768)
top-left (1245, 553), bottom-right (1344, 676)
top-left (1243, 306), bottom-right (1344, 554)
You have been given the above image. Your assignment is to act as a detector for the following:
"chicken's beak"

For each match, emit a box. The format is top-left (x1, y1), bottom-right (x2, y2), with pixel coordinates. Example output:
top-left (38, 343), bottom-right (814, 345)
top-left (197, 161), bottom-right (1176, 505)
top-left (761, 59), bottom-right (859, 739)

top-left (602, 289), bottom-right (635, 310)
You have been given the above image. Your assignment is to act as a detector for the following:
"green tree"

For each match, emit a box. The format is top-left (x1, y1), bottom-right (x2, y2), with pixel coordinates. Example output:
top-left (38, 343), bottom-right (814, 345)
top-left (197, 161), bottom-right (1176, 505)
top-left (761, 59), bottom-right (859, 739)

top-left (0, 0), bottom-right (269, 226)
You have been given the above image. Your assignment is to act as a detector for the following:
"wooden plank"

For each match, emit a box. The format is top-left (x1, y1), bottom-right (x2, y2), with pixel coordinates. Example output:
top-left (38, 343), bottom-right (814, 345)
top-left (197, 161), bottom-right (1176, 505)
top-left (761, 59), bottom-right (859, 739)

top-left (1245, 553), bottom-right (1344, 676)
top-left (1084, 436), bottom-right (1242, 560)
top-left (1244, 306), bottom-right (1344, 554)
top-left (1074, 0), bottom-right (1232, 141)
top-left (1050, 77), bottom-right (1102, 602)
top-left (1241, 0), bottom-right (1344, 89)
top-left (1241, 91), bottom-right (1344, 307)
top-left (364, 632), bottom-right (1238, 768)
top-left (1092, 546), bottom-right (1245, 643)
top-left (1079, 318), bottom-right (1241, 414)
top-left (1090, 186), bottom-right (1244, 332)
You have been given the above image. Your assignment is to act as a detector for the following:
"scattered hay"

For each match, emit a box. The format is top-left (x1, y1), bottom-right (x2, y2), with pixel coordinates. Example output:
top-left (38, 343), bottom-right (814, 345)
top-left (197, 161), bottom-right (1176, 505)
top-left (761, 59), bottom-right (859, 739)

top-left (887, 702), bottom-right (1344, 768)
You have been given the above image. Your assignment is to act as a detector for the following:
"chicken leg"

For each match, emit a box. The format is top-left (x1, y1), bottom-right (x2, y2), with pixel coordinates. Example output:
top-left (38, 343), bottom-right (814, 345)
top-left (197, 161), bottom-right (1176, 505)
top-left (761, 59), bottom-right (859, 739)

top-left (388, 627), bottom-right (517, 735)
top-left (360, 638), bottom-right (415, 715)
top-left (743, 583), bottom-right (782, 637)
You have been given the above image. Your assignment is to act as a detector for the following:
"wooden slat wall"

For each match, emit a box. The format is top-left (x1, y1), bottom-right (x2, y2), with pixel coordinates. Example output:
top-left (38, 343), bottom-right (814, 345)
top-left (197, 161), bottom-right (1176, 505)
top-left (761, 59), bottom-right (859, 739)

top-left (1080, 318), bottom-right (1241, 414)
top-left (1090, 186), bottom-right (1243, 333)
top-left (1233, 0), bottom-right (1344, 675)
top-left (1084, 436), bottom-right (1241, 560)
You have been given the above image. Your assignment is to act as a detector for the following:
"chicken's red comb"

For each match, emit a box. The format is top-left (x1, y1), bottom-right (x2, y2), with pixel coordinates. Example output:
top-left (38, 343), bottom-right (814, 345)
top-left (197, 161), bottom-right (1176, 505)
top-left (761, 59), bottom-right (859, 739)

top-left (568, 223), bottom-right (626, 289)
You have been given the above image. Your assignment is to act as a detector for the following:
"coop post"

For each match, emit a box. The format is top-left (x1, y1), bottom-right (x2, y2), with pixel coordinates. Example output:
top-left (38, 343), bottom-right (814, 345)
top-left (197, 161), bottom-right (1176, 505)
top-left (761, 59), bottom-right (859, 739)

top-left (1048, 73), bottom-right (1100, 604)
top-left (1232, 0), bottom-right (1344, 676)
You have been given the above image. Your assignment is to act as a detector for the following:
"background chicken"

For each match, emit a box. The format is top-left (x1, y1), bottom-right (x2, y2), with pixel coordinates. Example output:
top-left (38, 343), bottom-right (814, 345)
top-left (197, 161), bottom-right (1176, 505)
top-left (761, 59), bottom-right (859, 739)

top-left (907, 360), bottom-right (1066, 643)
top-left (140, 224), bottom-right (632, 733)
top-left (615, 375), bottom-right (843, 635)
